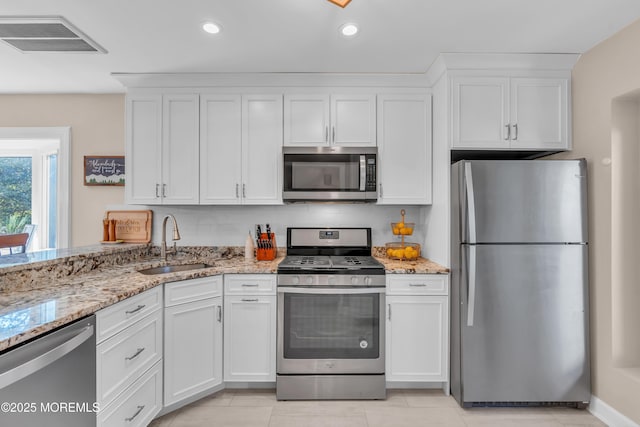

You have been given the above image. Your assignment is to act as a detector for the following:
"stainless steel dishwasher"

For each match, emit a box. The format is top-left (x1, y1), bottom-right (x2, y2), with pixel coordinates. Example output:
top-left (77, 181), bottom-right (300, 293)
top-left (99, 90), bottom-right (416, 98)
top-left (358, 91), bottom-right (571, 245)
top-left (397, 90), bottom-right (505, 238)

top-left (0, 315), bottom-right (96, 427)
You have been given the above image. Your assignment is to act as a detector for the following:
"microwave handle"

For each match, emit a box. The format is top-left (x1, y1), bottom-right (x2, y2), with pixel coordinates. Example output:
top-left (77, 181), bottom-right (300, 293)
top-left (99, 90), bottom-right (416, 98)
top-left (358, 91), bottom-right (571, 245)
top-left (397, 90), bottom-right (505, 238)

top-left (360, 155), bottom-right (366, 191)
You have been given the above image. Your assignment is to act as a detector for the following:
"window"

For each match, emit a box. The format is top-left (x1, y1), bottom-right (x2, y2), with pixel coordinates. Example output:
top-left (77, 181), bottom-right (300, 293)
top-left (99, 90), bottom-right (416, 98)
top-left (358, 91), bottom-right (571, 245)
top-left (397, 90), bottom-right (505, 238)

top-left (0, 128), bottom-right (70, 250)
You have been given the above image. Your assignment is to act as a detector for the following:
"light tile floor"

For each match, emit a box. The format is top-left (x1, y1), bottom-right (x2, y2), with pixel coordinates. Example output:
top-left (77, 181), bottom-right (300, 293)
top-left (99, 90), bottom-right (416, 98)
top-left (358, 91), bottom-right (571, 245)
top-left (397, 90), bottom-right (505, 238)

top-left (149, 389), bottom-right (608, 427)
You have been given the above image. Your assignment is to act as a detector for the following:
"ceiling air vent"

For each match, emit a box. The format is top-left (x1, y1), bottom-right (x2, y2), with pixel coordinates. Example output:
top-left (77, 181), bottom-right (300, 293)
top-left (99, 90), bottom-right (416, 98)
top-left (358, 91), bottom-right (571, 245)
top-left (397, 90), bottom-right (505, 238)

top-left (0, 16), bottom-right (106, 53)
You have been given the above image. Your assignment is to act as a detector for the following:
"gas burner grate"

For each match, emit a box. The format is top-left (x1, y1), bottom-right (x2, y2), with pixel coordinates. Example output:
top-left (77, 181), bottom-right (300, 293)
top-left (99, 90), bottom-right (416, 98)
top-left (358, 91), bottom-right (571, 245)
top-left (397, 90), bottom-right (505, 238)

top-left (342, 256), bottom-right (363, 265)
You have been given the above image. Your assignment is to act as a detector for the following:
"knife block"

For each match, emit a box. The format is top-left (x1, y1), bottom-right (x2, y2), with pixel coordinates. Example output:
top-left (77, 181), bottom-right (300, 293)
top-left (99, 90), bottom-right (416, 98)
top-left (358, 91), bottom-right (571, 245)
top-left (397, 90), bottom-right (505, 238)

top-left (256, 233), bottom-right (276, 261)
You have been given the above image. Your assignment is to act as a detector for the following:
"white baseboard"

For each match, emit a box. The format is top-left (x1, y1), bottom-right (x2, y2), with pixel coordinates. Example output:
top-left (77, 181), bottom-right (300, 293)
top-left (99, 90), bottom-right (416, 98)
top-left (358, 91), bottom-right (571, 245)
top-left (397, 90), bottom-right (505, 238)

top-left (589, 395), bottom-right (640, 427)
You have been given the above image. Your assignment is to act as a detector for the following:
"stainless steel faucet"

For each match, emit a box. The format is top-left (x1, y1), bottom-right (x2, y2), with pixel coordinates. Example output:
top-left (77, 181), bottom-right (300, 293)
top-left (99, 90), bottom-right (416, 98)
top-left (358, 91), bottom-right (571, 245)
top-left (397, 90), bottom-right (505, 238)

top-left (161, 214), bottom-right (181, 261)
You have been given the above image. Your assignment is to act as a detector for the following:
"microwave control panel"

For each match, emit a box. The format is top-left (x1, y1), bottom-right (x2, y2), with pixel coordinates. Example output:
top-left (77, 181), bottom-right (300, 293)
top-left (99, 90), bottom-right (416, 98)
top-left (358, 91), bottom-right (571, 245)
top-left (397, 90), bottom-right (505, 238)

top-left (366, 156), bottom-right (377, 191)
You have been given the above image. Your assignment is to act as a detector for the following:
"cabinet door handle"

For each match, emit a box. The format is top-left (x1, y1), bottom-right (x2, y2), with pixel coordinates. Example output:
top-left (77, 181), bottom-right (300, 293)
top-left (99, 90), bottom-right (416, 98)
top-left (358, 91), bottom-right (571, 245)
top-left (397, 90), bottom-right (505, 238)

top-left (388, 304), bottom-right (391, 321)
top-left (409, 283), bottom-right (427, 287)
top-left (242, 184), bottom-right (246, 198)
top-left (325, 126), bottom-right (329, 143)
top-left (125, 405), bottom-right (145, 422)
top-left (125, 347), bottom-right (145, 361)
top-left (241, 298), bottom-right (259, 302)
top-left (513, 123), bottom-right (518, 140)
top-left (217, 305), bottom-right (222, 322)
top-left (241, 283), bottom-right (259, 287)
top-left (236, 183), bottom-right (239, 198)
top-left (504, 124), bottom-right (511, 140)
top-left (125, 304), bottom-right (146, 315)
top-left (162, 183), bottom-right (167, 198)
top-left (155, 184), bottom-right (160, 198)
top-left (332, 126), bottom-right (335, 143)
top-left (379, 183), bottom-right (383, 198)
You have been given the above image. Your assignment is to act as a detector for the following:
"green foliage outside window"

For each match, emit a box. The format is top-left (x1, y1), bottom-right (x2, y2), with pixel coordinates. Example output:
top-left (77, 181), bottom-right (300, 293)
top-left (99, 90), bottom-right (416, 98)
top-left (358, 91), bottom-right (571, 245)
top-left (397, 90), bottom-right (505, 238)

top-left (0, 157), bottom-right (32, 233)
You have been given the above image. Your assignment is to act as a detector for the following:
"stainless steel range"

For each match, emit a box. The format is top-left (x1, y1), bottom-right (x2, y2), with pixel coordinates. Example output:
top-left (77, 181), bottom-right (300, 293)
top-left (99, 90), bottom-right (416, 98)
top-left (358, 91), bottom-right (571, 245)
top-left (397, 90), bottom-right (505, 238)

top-left (276, 227), bottom-right (386, 400)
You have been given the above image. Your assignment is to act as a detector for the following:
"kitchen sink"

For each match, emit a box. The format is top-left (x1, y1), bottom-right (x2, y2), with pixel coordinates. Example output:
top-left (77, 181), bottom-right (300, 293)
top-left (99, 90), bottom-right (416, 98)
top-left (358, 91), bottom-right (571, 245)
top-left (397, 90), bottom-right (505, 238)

top-left (137, 263), bottom-right (214, 275)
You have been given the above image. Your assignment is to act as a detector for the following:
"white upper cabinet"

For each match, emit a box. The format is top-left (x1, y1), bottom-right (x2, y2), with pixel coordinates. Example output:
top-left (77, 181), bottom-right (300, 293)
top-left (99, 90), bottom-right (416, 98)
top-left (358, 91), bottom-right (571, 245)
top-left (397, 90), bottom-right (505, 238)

top-left (284, 93), bottom-right (376, 146)
top-left (125, 95), bottom-right (162, 205)
top-left (377, 93), bottom-right (432, 204)
top-left (242, 95), bottom-right (283, 204)
top-left (451, 75), bottom-right (569, 150)
top-left (126, 93), bottom-right (199, 205)
top-left (200, 95), bottom-right (243, 204)
top-left (200, 94), bottom-right (283, 205)
top-left (162, 94), bottom-right (200, 204)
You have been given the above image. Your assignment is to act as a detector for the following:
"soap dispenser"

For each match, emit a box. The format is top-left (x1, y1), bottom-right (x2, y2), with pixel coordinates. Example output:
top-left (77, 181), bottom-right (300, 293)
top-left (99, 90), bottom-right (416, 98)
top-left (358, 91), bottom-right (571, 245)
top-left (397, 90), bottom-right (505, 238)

top-left (245, 231), bottom-right (255, 260)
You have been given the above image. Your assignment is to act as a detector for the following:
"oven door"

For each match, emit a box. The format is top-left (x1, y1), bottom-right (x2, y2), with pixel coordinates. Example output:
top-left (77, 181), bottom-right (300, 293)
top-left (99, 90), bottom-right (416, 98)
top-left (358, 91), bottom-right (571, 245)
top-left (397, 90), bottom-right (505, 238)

top-left (277, 286), bottom-right (385, 374)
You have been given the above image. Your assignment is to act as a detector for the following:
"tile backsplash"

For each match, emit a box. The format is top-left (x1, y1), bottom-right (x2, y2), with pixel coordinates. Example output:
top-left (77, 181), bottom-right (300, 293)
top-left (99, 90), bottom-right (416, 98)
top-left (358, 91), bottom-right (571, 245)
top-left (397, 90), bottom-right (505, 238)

top-left (112, 204), bottom-right (429, 250)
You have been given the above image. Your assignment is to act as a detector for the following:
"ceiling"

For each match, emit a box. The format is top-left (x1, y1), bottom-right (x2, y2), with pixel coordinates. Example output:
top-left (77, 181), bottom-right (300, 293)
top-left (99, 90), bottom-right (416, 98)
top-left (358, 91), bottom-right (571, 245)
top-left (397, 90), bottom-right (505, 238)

top-left (1, 0), bottom-right (640, 94)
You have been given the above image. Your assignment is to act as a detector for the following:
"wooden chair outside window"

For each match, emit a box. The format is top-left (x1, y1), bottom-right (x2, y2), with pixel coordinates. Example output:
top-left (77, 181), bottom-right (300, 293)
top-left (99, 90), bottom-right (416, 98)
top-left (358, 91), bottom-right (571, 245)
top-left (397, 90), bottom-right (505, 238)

top-left (0, 233), bottom-right (29, 255)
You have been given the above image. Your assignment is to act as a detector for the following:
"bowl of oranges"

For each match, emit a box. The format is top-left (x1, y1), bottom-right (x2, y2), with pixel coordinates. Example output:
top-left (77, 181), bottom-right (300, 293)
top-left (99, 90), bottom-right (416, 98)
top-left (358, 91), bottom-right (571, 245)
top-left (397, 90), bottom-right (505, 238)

top-left (391, 222), bottom-right (414, 236)
top-left (385, 242), bottom-right (421, 260)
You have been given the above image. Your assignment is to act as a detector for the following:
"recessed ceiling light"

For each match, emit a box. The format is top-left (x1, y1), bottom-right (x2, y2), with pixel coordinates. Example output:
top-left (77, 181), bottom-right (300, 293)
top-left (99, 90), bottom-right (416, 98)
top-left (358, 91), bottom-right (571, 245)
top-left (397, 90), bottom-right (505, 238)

top-left (340, 23), bottom-right (359, 37)
top-left (202, 22), bottom-right (221, 34)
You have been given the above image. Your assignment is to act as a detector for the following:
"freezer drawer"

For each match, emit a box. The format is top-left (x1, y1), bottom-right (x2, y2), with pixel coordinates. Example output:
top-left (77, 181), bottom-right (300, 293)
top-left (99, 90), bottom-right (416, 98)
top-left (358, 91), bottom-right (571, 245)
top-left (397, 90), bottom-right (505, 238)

top-left (458, 244), bottom-right (590, 404)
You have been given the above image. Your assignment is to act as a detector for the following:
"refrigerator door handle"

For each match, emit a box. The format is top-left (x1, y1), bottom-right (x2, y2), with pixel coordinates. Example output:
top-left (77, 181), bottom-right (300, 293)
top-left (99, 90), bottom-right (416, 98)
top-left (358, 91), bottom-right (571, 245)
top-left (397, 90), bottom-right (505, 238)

top-left (467, 245), bottom-right (477, 327)
top-left (464, 162), bottom-right (477, 244)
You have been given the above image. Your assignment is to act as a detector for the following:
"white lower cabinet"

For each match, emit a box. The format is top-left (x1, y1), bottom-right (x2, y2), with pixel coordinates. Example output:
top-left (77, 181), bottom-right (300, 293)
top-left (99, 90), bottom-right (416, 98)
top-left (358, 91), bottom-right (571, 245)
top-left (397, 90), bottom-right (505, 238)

top-left (223, 274), bottom-right (277, 382)
top-left (164, 276), bottom-right (223, 407)
top-left (97, 360), bottom-right (162, 427)
top-left (386, 275), bottom-right (449, 391)
top-left (95, 286), bottom-right (163, 427)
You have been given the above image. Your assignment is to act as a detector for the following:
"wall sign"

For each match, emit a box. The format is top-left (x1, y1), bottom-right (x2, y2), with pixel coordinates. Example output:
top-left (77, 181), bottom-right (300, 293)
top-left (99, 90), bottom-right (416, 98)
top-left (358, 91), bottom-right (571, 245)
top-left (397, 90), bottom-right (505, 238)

top-left (84, 156), bottom-right (125, 186)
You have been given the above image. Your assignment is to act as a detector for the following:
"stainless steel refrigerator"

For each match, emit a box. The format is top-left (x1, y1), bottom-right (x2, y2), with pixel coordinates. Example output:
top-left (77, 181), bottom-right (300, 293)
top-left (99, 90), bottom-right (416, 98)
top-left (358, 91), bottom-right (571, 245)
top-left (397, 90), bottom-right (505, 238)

top-left (450, 159), bottom-right (591, 408)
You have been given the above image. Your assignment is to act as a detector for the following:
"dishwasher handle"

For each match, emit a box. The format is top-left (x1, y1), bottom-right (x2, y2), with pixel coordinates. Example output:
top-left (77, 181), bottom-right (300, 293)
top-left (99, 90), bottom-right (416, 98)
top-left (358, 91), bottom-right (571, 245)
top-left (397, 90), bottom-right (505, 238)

top-left (0, 324), bottom-right (94, 389)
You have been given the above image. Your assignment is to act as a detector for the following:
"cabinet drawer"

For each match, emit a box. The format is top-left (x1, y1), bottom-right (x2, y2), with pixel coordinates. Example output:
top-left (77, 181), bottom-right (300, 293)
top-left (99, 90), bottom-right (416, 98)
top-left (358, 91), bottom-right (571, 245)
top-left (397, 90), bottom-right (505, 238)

top-left (97, 360), bottom-right (162, 427)
top-left (97, 309), bottom-right (162, 406)
top-left (224, 274), bottom-right (276, 295)
top-left (97, 286), bottom-right (162, 343)
top-left (165, 275), bottom-right (223, 307)
top-left (386, 274), bottom-right (448, 295)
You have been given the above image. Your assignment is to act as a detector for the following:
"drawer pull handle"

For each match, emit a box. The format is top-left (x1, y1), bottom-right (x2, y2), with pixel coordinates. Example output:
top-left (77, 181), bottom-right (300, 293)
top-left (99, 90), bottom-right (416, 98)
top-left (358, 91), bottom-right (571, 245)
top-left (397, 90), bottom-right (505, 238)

top-left (409, 283), bottom-right (427, 287)
top-left (241, 298), bottom-right (259, 302)
top-left (125, 405), bottom-right (145, 422)
top-left (125, 347), bottom-right (145, 361)
top-left (241, 284), bottom-right (259, 287)
top-left (125, 304), bottom-right (146, 315)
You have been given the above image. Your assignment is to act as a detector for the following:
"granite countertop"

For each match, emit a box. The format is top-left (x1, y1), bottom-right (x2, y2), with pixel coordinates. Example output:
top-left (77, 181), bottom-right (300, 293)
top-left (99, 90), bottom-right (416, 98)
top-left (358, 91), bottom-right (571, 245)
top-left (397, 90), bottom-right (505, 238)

top-left (0, 245), bottom-right (448, 353)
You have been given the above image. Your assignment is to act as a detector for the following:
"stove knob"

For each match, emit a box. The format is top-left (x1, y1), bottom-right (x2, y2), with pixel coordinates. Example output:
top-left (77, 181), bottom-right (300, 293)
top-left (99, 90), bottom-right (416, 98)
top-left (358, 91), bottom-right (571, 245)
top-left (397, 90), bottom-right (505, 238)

top-left (328, 276), bottom-right (336, 286)
top-left (364, 276), bottom-right (372, 286)
top-left (351, 276), bottom-right (359, 286)
top-left (292, 276), bottom-right (300, 285)
top-left (305, 276), bottom-right (314, 285)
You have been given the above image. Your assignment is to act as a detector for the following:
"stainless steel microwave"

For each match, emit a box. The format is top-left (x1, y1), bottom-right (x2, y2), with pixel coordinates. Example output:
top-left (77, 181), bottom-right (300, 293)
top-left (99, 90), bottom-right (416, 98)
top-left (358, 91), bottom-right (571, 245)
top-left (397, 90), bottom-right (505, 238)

top-left (283, 146), bottom-right (377, 202)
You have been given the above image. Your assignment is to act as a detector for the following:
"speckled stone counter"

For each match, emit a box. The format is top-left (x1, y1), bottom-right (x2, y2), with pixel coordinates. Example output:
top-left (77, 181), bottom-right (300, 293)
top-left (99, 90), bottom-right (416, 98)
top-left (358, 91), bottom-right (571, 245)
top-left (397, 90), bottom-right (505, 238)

top-left (373, 247), bottom-right (450, 274)
top-left (0, 244), bottom-right (448, 352)
top-left (0, 245), bottom-right (283, 352)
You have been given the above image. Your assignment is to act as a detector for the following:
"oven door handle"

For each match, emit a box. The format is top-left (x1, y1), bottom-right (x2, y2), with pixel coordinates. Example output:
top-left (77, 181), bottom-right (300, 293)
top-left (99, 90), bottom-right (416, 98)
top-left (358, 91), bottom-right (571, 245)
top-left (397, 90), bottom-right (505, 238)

top-left (278, 287), bottom-right (385, 295)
